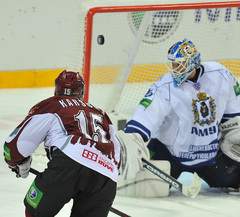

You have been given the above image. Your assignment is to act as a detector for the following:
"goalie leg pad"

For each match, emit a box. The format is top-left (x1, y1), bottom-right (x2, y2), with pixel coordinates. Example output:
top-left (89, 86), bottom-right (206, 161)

top-left (116, 130), bottom-right (150, 180)
top-left (117, 160), bottom-right (170, 198)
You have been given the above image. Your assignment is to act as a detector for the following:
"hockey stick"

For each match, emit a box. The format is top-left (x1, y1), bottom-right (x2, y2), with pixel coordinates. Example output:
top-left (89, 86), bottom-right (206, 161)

top-left (142, 159), bottom-right (201, 198)
top-left (29, 168), bottom-right (40, 176)
top-left (109, 207), bottom-right (131, 217)
top-left (29, 168), bottom-right (131, 217)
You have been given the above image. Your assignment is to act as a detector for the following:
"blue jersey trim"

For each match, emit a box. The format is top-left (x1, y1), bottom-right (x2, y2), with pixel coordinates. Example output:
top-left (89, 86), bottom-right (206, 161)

top-left (223, 113), bottom-right (240, 118)
top-left (124, 120), bottom-right (151, 142)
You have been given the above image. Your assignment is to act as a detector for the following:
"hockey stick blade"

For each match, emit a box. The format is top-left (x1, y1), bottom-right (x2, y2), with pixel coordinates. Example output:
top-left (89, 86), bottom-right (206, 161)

top-left (30, 168), bottom-right (131, 216)
top-left (142, 159), bottom-right (201, 198)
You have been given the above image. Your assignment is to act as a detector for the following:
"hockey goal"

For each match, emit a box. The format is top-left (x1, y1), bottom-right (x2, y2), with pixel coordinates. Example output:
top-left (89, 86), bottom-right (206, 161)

top-left (70, 0), bottom-right (240, 128)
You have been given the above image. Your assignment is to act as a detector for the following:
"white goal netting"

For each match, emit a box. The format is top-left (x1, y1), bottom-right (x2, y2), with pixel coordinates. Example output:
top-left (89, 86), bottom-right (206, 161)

top-left (69, 0), bottom-right (240, 127)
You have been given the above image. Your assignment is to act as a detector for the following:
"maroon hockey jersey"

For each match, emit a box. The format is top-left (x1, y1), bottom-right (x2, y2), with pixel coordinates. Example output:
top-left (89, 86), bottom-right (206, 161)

top-left (4, 95), bottom-right (121, 182)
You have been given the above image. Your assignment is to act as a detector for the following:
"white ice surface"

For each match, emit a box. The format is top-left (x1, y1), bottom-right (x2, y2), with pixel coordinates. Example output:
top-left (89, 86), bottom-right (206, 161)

top-left (1, 87), bottom-right (240, 217)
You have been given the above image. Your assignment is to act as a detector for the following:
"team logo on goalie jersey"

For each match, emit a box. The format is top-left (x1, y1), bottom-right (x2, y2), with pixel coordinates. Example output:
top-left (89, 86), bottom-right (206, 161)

top-left (192, 92), bottom-right (216, 126)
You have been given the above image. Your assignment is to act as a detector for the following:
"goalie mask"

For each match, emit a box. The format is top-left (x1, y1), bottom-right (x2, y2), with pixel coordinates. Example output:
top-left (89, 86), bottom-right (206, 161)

top-left (54, 70), bottom-right (85, 100)
top-left (166, 38), bottom-right (201, 87)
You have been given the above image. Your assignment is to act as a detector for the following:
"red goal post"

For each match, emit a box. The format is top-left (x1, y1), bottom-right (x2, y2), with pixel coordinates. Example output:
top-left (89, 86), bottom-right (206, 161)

top-left (72, 0), bottom-right (240, 126)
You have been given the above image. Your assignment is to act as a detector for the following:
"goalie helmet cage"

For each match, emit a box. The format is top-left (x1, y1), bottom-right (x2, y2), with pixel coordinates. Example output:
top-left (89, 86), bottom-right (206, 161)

top-left (71, 0), bottom-right (240, 122)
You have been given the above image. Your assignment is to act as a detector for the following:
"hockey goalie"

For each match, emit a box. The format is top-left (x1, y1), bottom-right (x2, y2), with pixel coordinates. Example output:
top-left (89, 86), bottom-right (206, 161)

top-left (121, 38), bottom-right (240, 195)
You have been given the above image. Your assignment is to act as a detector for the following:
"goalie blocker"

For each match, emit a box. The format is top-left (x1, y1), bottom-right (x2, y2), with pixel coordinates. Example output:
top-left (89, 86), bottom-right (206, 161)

top-left (116, 131), bottom-right (170, 197)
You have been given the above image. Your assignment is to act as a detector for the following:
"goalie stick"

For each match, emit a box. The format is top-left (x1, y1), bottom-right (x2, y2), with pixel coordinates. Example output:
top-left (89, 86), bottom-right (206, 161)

top-left (29, 168), bottom-right (131, 217)
top-left (142, 159), bottom-right (201, 198)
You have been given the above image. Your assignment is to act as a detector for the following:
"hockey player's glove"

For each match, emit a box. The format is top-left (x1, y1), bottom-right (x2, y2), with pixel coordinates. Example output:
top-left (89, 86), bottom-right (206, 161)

top-left (9, 155), bottom-right (32, 178)
top-left (219, 116), bottom-right (240, 162)
top-left (116, 130), bottom-right (150, 180)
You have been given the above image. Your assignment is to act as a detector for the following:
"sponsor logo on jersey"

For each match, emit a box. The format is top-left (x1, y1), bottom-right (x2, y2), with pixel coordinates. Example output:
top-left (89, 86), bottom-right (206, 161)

top-left (26, 181), bottom-right (43, 209)
top-left (98, 157), bottom-right (114, 172)
top-left (82, 149), bottom-right (115, 172)
top-left (3, 145), bottom-right (11, 160)
top-left (82, 149), bottom-right (98, 162)
top-left (178, 139), bottom-right (218, 161)
top-left (29, 187), bottom-right (37, 199)
top-left (140, 98), bottom-right (152, 108)
top-left (234, 81), bottom-right (240, 96)
top-left (178, 149), bottom-right (217, 160)
top-left (192, 92), bottom-right (216, 127)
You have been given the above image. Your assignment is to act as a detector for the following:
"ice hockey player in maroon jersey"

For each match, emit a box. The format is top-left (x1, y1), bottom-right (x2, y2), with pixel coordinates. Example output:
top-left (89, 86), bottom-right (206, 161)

top-left (3, 70), bottom-right (121, 217)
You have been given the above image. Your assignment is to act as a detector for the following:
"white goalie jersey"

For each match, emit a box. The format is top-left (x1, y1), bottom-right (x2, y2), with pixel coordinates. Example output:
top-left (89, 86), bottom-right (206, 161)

top-left (125, 61), bottom-right (240, 166)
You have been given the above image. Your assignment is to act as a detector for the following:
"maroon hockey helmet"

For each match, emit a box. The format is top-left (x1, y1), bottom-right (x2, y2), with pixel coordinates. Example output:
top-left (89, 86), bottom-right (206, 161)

top-left (54, 70), bottom-right (85, 100)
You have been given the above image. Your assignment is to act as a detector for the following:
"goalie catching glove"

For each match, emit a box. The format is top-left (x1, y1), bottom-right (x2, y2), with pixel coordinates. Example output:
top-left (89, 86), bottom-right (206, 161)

top-left (9, 155), bottom-right (32, 178)
top-left (219, 116), bottom-right (240, 162)
top-left (115, 130), bottom-right (150, 180)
